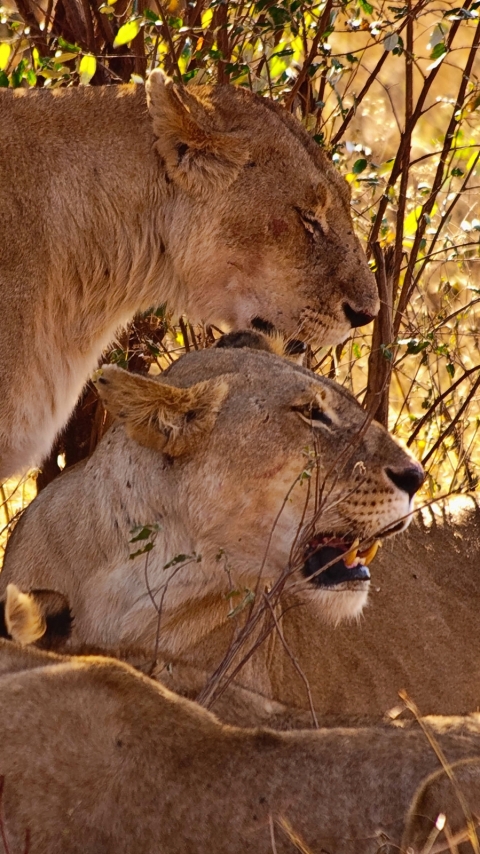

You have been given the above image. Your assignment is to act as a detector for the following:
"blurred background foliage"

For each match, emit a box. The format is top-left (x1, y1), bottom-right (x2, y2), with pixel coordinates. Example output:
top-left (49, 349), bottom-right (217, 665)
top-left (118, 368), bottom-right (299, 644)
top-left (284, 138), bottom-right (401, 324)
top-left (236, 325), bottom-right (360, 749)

top-left (1, 0), bottom-right (480, 560)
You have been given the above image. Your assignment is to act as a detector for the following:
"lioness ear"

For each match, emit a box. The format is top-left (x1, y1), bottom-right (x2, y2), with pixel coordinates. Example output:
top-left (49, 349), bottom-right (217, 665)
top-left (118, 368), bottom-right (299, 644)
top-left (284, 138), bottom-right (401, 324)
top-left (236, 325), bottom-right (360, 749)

top-left (5, 585), bottom-right (72, 649)
top-left (5, 584), bottom-right (46, 646)
top-left (146, 69), bottom-right (250, 192)
top-left (95, 365), bottom-right (229, 457)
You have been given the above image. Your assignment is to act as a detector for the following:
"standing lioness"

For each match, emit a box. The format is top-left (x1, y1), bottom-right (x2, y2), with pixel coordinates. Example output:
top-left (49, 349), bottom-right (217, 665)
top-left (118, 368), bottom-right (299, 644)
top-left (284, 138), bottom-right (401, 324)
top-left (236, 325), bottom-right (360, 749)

top-left (0, 72), bottom-right (378, 479)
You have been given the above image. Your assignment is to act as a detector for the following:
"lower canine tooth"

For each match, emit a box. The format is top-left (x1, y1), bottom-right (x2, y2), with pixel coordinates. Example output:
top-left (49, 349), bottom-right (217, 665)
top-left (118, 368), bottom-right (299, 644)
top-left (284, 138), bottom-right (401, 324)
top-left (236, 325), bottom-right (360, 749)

top-left (360, 541), bottom-right (380, 566)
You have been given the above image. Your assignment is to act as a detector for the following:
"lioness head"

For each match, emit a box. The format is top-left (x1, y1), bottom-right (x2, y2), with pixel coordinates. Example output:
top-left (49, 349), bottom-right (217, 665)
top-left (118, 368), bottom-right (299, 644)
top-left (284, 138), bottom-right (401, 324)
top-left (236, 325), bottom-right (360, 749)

top-left (147, 71), bottom-right (378, 344)
top-left (91, 343), bottom-right (423, 625)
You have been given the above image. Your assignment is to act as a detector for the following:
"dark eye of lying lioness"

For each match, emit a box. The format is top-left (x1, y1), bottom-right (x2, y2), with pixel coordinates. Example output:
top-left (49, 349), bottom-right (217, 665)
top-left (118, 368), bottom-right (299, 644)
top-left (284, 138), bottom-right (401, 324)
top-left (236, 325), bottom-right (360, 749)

top-left (292, 404), bottom-right (333, 427)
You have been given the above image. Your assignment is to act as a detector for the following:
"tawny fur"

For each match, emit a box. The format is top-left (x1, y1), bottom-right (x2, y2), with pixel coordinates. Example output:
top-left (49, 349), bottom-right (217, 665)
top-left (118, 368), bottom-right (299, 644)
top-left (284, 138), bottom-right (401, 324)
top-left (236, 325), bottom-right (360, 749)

top-left (402, 757), bottom-right (480, 854)
top-left (2, 640), bottom-right (480, 854)
top-left (0, 72), bottom-right (378, 479)
top-left (1, 347), bottom-right (423, 728)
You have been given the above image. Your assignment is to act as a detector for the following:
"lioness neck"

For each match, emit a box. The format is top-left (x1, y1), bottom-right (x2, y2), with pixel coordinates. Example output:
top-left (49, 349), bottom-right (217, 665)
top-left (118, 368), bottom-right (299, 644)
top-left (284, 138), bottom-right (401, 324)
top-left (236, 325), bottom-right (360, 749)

top-left (0, 87), bottom-right (178, 478)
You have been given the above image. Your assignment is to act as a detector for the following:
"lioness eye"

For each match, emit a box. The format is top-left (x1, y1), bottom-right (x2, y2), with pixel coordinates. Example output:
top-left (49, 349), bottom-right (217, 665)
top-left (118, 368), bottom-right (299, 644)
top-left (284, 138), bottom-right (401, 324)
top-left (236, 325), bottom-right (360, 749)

top-left (292, 404), bottom-right (332, 427)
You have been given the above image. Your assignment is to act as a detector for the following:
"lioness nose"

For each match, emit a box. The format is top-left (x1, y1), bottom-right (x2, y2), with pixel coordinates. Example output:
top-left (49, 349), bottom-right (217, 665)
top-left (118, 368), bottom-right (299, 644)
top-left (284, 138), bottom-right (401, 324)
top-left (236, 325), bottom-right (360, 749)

top-left (386, 463), bottom-right (425, 500)
top-left (343, 303), bottom-right (376, 328)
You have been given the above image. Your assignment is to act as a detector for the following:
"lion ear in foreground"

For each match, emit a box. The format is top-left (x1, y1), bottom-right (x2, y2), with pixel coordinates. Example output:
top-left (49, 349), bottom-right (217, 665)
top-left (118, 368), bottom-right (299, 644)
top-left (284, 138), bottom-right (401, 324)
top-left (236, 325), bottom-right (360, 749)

top-left (5, 584), bottom-right (46, 645)
top-left (95, 365), bottom-right (229, 457)
top-left (4, 584), bottom-right (72, 648)
top-left (146, 69), bottom-right (250, 192)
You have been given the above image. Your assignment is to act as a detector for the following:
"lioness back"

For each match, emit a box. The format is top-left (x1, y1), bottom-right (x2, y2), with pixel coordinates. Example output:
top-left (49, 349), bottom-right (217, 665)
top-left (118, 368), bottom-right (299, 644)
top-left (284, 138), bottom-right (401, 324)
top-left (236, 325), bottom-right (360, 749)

top-left (2, 640), bottom-right (480, 854)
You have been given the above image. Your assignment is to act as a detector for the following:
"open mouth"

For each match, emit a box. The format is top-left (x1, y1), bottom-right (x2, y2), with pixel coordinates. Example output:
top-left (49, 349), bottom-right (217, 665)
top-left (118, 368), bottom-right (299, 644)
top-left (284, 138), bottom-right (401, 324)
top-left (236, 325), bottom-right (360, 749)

top-left (302, 536), bottom-right (380, 589)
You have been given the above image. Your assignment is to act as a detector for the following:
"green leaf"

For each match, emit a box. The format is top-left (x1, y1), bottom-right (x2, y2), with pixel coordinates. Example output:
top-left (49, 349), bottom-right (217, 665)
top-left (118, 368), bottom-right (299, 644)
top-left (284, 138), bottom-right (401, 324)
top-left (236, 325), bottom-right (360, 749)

top-left (113, 18), bottom-right (141, 47)
top-left (358, 0), bottom-right (373, 13)
top-left (163, 553), bottom-right (197, 569)
top-left (389, 5), bottom-right (408, 17)
top-left (79, 54), bottom-right (96, 85)
top-left (446, 362), bottom-right (455, 378)
top-left (381, 344), bottom-right (393, 361)
top-left (130, 527), bottom-right (154, 543)
top-left (0, 43), bottom-right (11, 72)
top-left (129, 542), bottom-right (154, 560)
top-left (406, 339), bottom-right (429, 355)
top-left (430, 42), bottom-right (447, 60)
top-left (58, 37), bottom-right (81, 52)
top-left (451, 167), bottom-right (464, 177)
top-left (11, 59), bottom-right (26, 88)
top-left (0, 70), bottom-right (8, 87)
top-left (353, 158), bottom-right (367, 174)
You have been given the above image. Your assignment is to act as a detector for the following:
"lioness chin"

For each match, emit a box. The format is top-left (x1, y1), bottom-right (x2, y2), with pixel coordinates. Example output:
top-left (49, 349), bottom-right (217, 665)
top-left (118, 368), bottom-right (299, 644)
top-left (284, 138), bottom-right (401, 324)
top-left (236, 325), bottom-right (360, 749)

top-left (1, 341), bottom-right (424, 725)
top-left (0, 72), bottom-right (378, 479)
top-left (2, 640), bottom-right (480, 854)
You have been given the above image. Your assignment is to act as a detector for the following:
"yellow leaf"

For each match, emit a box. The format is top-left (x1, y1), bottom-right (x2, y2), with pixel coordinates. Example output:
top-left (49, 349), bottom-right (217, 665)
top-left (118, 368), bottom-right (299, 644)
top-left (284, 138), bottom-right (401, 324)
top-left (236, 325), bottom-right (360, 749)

top-left (466, 152), bottom-right (480, 173)
top-left (79, 54), bottom-right (96, 85)
top-left (201, 8), bottom-right (213, 27)
top-left (0, 43), bottom-right (11, 72)
top-left (377, 159), bottom-right (394, 177)
top-left (113, 19), bottom-right (141, 47)
top-left (403, 205), bottom-right (422, 238)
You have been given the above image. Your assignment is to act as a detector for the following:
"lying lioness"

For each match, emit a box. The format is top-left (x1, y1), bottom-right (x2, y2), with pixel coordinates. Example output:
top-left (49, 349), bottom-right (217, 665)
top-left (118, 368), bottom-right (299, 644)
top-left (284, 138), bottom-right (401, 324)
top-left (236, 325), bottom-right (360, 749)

top-left (1, 343), bottom-right (424, 726)
top-left (1, 638), bottom-right (480, 854)
top-left (0, 71), bottom-right (378, 479)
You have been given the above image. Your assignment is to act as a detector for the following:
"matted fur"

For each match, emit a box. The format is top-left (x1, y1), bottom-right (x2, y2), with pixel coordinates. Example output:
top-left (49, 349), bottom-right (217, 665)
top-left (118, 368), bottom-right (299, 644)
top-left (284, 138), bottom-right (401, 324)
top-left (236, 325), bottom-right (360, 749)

top-left (0, 71), bottom-right (378, 479)
top-left (0, 347), bottom-right (424, 727)
top-left (2, 640), bottom-right (480, 854)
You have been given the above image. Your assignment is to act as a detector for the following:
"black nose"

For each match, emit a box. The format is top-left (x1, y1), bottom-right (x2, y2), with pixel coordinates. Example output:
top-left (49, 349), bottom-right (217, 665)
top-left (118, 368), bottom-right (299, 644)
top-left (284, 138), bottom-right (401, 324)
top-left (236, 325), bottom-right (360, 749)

top-left (386, 464), bottom-right (425, 500)
top-left (343, 303), bottom-right (376, 328)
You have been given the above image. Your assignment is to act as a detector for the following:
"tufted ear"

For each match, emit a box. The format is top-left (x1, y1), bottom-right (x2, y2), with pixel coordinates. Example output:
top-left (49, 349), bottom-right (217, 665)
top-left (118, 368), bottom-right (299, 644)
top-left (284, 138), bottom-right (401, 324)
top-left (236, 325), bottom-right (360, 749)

top-left (6, 584), bottom-right (46, 646)
top-left (146, 69), bottom-right (250, 193)
top-left (5, 585), bottom-right (72, 649)
top-left (95, 365), bottom-right (229, 457)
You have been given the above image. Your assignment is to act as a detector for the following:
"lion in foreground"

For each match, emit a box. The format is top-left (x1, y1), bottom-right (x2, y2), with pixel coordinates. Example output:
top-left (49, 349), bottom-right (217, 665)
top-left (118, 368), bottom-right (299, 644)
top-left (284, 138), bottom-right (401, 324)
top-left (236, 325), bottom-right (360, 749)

top-left (403, 756), bottom-right (480, 853)
top-left (1, 638), bottom-right (480, 854)
top-left (1, 342), bottom-right (424, 727)
top-left (0, 71), bottom-right (378, 479)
